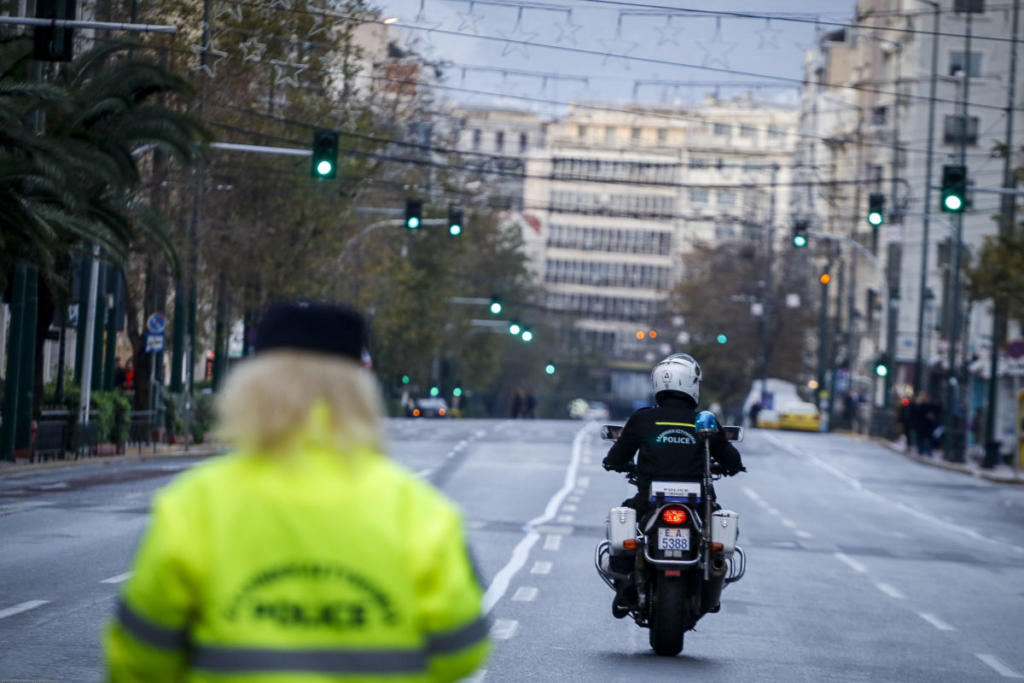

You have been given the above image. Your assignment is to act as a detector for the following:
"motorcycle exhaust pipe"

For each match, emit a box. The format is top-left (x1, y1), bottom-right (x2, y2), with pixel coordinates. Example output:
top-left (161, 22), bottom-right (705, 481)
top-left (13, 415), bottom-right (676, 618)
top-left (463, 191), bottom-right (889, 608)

top-left (700, 554), bottom-right (728, 615)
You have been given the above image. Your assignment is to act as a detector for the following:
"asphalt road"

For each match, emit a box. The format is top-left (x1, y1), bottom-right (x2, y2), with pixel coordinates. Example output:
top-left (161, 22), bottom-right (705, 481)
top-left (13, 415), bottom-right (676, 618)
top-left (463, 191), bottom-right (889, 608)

top-left (2, 419), bottom-right (1024, 682)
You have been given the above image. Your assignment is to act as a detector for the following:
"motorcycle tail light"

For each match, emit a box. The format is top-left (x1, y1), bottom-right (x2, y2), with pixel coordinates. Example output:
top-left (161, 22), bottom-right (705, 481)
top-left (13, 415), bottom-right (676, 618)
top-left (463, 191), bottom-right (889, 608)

top-left (661, 507), bottom-right (687, 525)
top-left (439, 409), bottom-right (447, 416)
top-left (412, 409), bottom-right (421, 417)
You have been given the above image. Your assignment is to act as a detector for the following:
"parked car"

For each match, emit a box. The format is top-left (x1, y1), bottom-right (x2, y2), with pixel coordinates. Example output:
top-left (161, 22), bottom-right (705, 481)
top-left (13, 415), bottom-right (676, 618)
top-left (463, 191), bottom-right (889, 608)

top-left (412, 397), bottom-right (449, 418)
top-left (777, 402), bottom-right (821, 432)
top-left (755, 409), bottom-right (780, 429)
top-left (584, 401), bottom-right (611, 421)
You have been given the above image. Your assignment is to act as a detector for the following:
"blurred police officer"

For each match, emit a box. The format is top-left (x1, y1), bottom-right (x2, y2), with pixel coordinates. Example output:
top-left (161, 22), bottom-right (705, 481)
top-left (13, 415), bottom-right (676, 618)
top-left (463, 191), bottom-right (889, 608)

top-left (105, 301), bottom-right (489, 682)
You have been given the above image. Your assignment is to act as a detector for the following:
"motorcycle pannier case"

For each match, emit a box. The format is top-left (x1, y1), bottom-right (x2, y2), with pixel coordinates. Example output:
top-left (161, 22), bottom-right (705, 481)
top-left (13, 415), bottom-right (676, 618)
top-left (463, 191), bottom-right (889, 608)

top-left (607, 506), bottom-right (637, 554)
top-left (711, 509), bottom-right (739, 556)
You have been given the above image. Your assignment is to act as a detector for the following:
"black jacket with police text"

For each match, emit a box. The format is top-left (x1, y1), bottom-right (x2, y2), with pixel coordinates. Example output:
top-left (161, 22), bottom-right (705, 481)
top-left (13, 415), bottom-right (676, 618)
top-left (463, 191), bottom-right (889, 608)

top-left (602, 398), bottom-right (744, 484)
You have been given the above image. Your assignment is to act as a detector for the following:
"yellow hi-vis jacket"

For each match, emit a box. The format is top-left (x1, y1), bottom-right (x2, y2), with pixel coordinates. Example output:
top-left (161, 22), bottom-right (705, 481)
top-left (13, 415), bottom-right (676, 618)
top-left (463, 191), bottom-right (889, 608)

top-left (104, 427), bottom-right (490, 682)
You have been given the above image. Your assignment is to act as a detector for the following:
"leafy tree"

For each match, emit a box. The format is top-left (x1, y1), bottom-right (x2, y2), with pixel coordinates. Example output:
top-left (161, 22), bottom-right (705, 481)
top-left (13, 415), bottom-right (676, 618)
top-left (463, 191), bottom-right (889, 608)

top-left (966, 230), bottom-right (1024, 325)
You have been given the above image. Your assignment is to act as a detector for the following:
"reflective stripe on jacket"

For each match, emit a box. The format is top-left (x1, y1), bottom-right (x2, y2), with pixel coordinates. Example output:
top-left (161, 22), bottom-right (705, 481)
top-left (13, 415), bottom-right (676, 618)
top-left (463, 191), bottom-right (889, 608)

top-left (104, 441), bottom-right (490, 682)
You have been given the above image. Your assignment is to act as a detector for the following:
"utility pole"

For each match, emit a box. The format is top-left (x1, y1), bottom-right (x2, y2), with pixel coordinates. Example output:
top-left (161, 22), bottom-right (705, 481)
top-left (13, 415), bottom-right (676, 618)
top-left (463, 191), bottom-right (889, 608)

top-left (943, 8), bottom-right (972, 462)
top-left (983, 0), bottom-right (1020, 467)
top-left (914, 0), bottom-right (941, 397)
top-left (759, 163), bottom-right (779, 400)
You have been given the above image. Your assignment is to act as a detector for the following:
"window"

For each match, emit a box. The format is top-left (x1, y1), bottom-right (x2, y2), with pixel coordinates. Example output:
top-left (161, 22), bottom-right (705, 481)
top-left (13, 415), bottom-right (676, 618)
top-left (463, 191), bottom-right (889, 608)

top-left (472, 129), bottom-right (482, 151)
top-left (949, 51), bottom-right (982, 77)
top-left (605, 126), bottom-right (616, 145)
top-left (578, 125), bottom-right (587, 139)
top-left (767, 126), bottom-right (786, 140)
top-left (943, 115), bottom-right (979, 145)
top-left (717, 190), bottom-right (736, 206)
top-left (739, 124), bottom-right (757, 139)
top-left (953, 0), bottom-right (984, 12)
top-left (631, 127), bottom-right (642, 141)
top-left (657, 128), bottom-right (668, 144)
top-left (689, 188), bottom-right (709, 204)
top-left (519, 132), bottom-right (528, 153)
top-left (871, 106), bottom-right (887, 125)
top-left (713, 123), bottom-right (732, 137)
top-left (688, 156), bottom-right (710, 169)
top-left (867, 164), bottom-right (884, 192)
top-left (495, 130), bottom-right (505, 152)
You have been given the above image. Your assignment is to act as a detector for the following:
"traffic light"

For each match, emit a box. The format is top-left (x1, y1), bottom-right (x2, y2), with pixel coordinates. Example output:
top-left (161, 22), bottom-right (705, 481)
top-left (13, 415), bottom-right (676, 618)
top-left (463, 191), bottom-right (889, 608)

top-left (941, 165), bottom-right (967, 213)
top-left (867, 193), bottom-right (885, 227)
top-left (453, 386), bottom-right (463, 397)
top-left (401, 374), bottom-right (410, 385)
top-left (521, 329), bottom-right (534, 343)
top-left (448, 206), bottom-right (463, 236)
top-left (311, 129), bottom-right (338, 178)
top-left (545, 362), bottom-right (556, 375)
top-left (874, 356), bottom-right (889, 377)
top-left (33, 0), bottom-right (76, 61)
top-left (716, 333), bottom-right (728, 344)
top-left (429, 386), bottom-right (440, 397)
top-left (791, 219), bottom-right (809, 248)
top-left (508, 321), bottom-right (521, 336)
top-left (819, 272), bottom-right (831, 285)
top-left (405, 198), bottom-right (423, 229)
top-left (489, 296), bottom-right (502, 315)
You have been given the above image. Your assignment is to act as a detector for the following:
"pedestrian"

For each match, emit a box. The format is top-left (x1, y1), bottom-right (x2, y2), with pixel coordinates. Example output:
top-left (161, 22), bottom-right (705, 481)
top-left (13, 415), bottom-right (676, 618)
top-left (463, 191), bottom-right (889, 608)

top-left (113, 360), bottom-right (126, 390)
top-left (911, 391), bottom-right (939, 457)
top-left (511, 389), bottom-right (524, 418)
top-left (104, 301), bottom-right (490, 681)
top-left (525, 392), bottom-right (537, 419)
top-left (749, 401), bottom-right (762, 428)
top-left (123, 359), bottom-right (135, 392)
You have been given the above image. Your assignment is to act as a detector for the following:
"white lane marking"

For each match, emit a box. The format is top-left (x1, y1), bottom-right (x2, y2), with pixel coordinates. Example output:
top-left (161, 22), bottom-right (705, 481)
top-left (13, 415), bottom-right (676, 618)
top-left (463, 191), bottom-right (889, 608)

top-left (415, 469), bottom-right (432, 478)
top-left (461, 668), bottom-right (487, 683)
top-left (544, 534), bottom-right (563, 551)
top-left (511, 586), bottom-right (538, 602)
top-left (976, 654), bottom-right (1024, 679)
top-left (918, 612), bottom-right (956, 631)
top-left (530, 561), bottom-right (552, 575)
top-left (481, 426), bottom-right (588, 613)
top-left (556, 514), bottom-right (574, 523)
top-left (742, 487), bottom-right (760, 501)
top-left (875, 582), bottom-right (905, 599)
top-left (780, 518), bottom-right (797, 529)
top-left (0, 600), bottom-right (49, 619)
top-left (577, 476), bottom-right (590, 488)
top-left (567, 495), bottom-right (581, 503)
top-left (762, 432), bottom-right (1024, 555)
top-left (834, 552), bottom-right (868, 574)
top-left (765, 508), bottom-right (781, 517)
top-left (796, 530), bottom-right (814, 539)
top-left (100, 572), bottom-right (133, 584)
top-left (562, 504), bottom-right (577, 512)
top-left (491, 619), bottom-right (518, 640)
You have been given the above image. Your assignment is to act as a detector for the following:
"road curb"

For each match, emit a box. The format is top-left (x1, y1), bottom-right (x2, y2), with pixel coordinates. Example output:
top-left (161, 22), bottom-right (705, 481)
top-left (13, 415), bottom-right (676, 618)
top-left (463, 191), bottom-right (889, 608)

top-left (0, 445), bottom-right (227, 477)
top-left (874, 436), bottom-right (1024, 485)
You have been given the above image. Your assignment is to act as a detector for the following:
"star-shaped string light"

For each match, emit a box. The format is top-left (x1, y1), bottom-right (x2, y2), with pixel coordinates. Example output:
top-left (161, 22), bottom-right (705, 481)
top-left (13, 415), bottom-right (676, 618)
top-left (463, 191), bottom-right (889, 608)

top-left (495, 6), bottom-right (537, 59)
top-left (697, 17), bottom-right (737, 69)
top-left (189, 41), bottom-right (228, 77)
top-left (457, 1), bottom-right (485, 33)
top-left (654, 15), bottom-right (681, 47)
top-left (552, 9), bottom-right (583, 45)
top-left (267, 0), bottom-right (292, 10)
top-left (271, 59), bottom-right (308, 87)
top-left (757, 18), bottom-right (781, 50)
top-left (215, 2), bottom-right (243, 23)
top-left (305, 3), bottom-right (329, 40)
top-left (597, 13), bottom-right (638, 69)
top-left (239, 37), bottom-right (267, 62)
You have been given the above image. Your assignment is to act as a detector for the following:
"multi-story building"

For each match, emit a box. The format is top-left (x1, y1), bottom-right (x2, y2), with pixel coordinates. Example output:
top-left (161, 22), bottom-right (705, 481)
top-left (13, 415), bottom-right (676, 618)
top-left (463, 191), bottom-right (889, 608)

top-left (522, 97), bottom-right (798, 399)
top-left (797, 0), bottom-right (1024, 452)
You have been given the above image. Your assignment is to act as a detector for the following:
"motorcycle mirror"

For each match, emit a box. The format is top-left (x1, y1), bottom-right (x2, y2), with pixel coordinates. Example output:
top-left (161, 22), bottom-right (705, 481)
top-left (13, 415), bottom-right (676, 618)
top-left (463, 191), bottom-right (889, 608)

top-left (722, 426), bottom-right (743, 442)
top-left (601, 424), bottom-right (623, 441)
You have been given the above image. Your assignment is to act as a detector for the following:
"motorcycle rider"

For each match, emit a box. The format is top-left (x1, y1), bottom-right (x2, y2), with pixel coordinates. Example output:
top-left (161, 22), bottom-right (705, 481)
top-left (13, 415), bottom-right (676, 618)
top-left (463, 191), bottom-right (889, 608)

top-left (602, 353), bottom-right (745, 612)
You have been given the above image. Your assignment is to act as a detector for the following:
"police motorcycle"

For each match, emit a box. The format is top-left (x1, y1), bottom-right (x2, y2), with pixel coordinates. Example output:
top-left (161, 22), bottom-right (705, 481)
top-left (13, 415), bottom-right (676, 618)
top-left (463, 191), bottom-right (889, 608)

top-left (594, 411), bottom-right (746, 656)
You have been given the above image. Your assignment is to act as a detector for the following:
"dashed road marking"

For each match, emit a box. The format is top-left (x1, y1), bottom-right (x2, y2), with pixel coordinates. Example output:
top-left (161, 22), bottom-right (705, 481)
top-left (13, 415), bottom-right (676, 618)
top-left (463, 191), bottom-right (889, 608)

top-left (100, 572), bottom-right (133, 584)
top-left (512, 586), bottom-right (538, 602)
top-left (491, 619), bottom-right (519, 640)
top-left (875, 582), bottom-right (905, 599)
top-left (917, 612), bottom-right (956, 631)
top-left (796, 530), bottom-right (814, 539)
top-left (976, 654), bottom-right (1024, 679)
top-left (742, 487), bottom-right (760, 501)
top-left (462, 669), bottom-right (487, 683)
top-left (577, 476), bottom-right (590, 488)
top-left (780, 518), bottom-right (797, 529)
top-left (0, 600), bottom-right (49, 619)
top-left (562, 504), bottom-right (577, 512)
top-left (543, 534), bottom-right (562, 551)
top-left (834, 552), bottom-right (868, 574)
top-left (567, 495), bottom-right (581, 503)
top-left (556, 514), bottom-right (574, 523)
top-left (415, 469), bottom-right (432, 478)
top-left (530, 561), bottom-right (552, 575)
top-left (765, 508), bottom-right (782, 517)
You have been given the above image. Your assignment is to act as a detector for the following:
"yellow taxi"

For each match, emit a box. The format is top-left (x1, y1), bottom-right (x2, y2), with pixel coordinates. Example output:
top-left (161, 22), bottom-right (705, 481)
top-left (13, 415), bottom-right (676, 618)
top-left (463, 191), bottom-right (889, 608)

top-left (755, 409), bottom-right (780, 429)
top-left (777, 401), bottom-right (821, 432)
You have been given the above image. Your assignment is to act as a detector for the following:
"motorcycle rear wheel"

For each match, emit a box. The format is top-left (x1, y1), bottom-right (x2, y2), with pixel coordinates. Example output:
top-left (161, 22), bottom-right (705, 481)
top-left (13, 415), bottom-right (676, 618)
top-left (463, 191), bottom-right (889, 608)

top-left (649, 578), bottom-right (685, 656)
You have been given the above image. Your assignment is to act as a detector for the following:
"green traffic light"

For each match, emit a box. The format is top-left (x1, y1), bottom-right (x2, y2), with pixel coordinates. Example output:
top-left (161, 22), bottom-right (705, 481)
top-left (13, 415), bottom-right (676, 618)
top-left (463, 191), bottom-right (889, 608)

top-left (489, 301), bottom-right (502, 315)
top-left (875, 364), bottom-right (888, 377)
top-left (521, 330), bottom-right (534, 343)
top-left (792, 234), bottom-right (808, 248)
top-left (716, 333), bottom-right (728, 344)
top-left (401, 375), bottom-right (410, 384)
top-left (545, 363), bottom-right (556, 375)
top-left (315, 160), bottom-right (334, 177)
top-left (867, 211), bottom-right (883, 227)
top-left (449, 224), bottom-right (462, 236)
top-left (943, 195), bottom-right (963, 212)
top-left (509, 322), bottom-right (521, 336)
top-left (407, 216), bottom-right (420, 229)
top-left (453, 387), bottom-right (463, 397)
top-left (429, 386), bottom-right (440, 397)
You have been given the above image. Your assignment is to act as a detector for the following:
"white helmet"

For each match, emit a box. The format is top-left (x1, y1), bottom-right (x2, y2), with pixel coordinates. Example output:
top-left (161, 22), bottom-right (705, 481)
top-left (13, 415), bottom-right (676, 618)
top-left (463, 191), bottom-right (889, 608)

top-left (651, 353), bottom-right (701, 404)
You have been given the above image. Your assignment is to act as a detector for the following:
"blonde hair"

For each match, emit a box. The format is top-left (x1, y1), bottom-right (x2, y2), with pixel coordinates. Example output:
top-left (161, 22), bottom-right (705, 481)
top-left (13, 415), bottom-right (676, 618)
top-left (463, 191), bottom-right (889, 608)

top-left (215, 350), bottom-right (385, 454)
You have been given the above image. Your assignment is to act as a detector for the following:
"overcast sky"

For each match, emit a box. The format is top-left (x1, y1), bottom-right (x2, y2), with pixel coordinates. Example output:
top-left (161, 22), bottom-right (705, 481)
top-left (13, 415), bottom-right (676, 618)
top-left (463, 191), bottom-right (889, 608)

top-left (368, 0), bottom-right (859, 114)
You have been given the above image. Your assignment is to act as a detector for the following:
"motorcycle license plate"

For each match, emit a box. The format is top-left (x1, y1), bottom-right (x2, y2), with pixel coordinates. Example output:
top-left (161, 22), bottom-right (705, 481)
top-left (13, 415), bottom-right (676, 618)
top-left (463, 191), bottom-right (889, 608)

top-left (657, 527), bottom-right (690, 551)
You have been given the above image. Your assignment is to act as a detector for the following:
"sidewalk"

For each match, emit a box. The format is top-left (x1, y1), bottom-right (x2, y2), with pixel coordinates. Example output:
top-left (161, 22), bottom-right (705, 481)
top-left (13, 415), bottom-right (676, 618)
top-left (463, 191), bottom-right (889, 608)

top-left (876, 436), bottom-right (1024, 485)
top-left (0, 442), bottom-right (227, 477)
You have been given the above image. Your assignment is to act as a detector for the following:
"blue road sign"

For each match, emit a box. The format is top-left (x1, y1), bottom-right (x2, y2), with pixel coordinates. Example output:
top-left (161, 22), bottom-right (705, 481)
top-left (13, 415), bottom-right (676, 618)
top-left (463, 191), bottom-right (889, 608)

top-left (146, 313), bottom-right (167, 334)
top-left (145, 332), bottom-right (165, 354)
